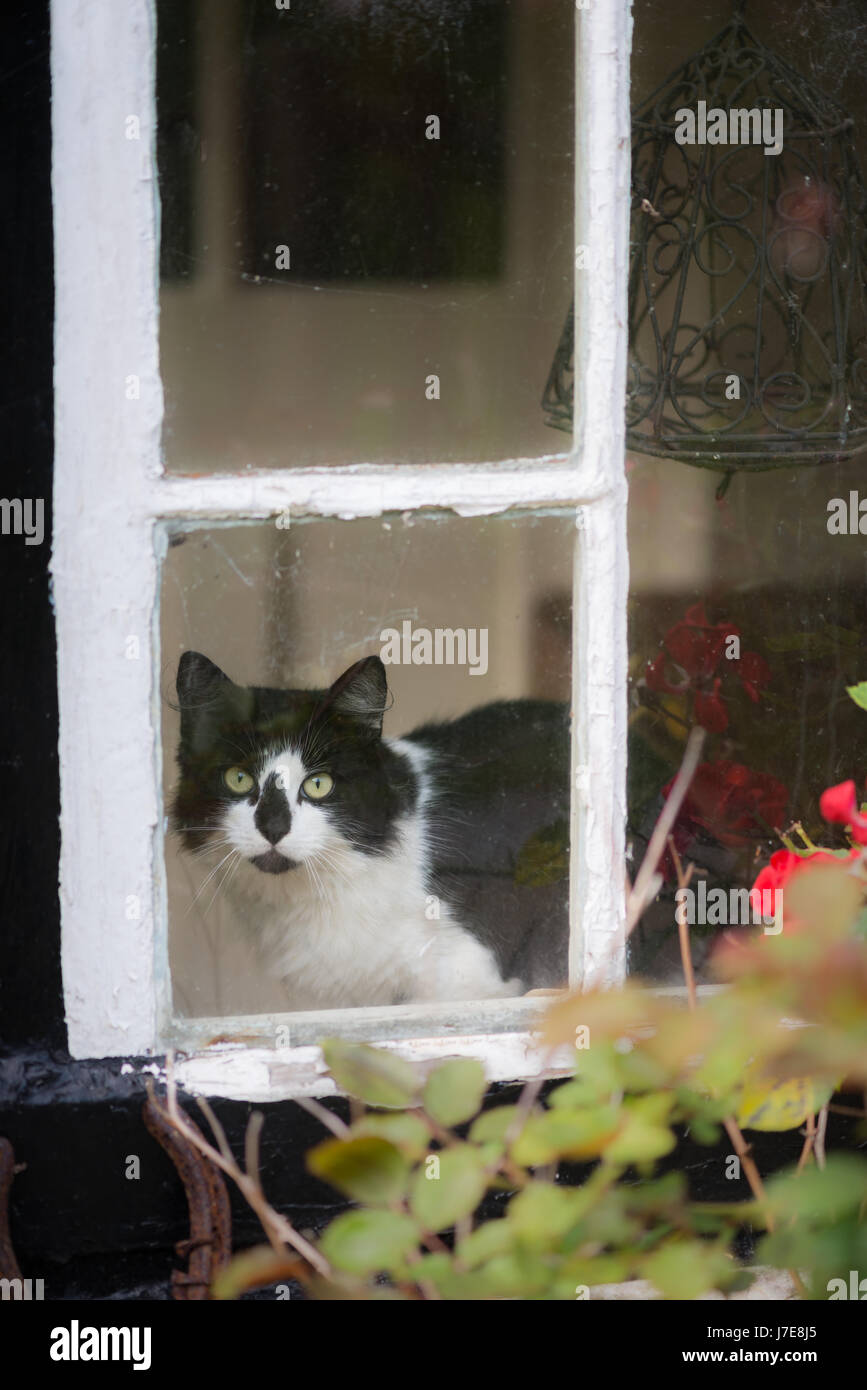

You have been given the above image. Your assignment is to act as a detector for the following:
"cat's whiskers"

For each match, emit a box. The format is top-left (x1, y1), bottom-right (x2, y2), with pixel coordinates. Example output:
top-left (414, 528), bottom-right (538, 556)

top-left (203, 849), bottom-right (242, 917)
top-left (222, 850), bottom-right (244, 901)
top-left (187, 848), bottom-right (239, 914)
top-left (188, 836), bottom-right (234, 861)
top-left (308, 847), bottom-right (354, 896)
top-left (299, 725), bottom-right (330, 770)
top-left (303, 856), bottom-right (332, 912)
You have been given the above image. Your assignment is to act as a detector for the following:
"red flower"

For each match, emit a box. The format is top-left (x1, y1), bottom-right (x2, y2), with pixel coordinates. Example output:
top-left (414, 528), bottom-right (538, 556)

top-left (693, 679), bottom-right (729, 733)
top-left (820, 780), bottom-right (857, 824)
top-left (749, 846), bottom-right (861, 933)
top-left (820, 779), bottom-right (867, 846)
top-left (664, 760), bottom-right (788, 850)
top-left (737, 649), bottom-right (772, 703)
top-left (663, 603), bottom-right (733, 682)
top-left (644, 603), bottom-right (770, 728)
top-left (645, 651), bottom-right (689, 694)
top-left (749, 848), bottom-right (849, 917)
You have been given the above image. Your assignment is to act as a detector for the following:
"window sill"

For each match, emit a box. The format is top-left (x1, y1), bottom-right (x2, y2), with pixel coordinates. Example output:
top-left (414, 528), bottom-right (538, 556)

top-left (166, 985), bottom-right (728, 1101)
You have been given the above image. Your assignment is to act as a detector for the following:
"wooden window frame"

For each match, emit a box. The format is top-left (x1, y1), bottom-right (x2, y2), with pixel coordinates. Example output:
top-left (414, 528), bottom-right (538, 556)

top-left (51, 0), bottom-right (632, 1097)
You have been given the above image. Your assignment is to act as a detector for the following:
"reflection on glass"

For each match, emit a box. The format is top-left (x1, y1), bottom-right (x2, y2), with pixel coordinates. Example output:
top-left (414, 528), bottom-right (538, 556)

top-left (156, 0), bottom-right (574, 470)
top-left (628, 0), bottom-right (867, 982)
top-left (161, 512), bottom-right (574, 1016)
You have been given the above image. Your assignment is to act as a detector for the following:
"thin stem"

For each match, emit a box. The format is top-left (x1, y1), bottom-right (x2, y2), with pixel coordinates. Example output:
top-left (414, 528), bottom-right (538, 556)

top-left (294, 1095), bottom-right (352, 1139)
top-left (626, 727), bottom-right (705, 936)
top-left (796, 1111), bottom-right (816, 1175)
top-left (162, 1054), bottom-right (331, 1277)
top-left (668, 837), bottom-right (697, 1011)
top-left (721, 1117), bottom-right (772, 1232)
top-left (814, 1102), bottom-right (829, 1171)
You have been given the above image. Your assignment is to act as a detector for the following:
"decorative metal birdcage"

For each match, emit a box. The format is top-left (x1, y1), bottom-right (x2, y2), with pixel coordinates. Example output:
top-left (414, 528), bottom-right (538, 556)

top-left (543, 8), bottom-right (867, 470)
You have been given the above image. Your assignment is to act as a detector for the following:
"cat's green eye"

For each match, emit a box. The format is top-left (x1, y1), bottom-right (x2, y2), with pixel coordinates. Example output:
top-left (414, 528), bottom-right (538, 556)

top-left (224, 766), bottom-right (255, 795)
top-left (302, 773), bottom-right (334, 801)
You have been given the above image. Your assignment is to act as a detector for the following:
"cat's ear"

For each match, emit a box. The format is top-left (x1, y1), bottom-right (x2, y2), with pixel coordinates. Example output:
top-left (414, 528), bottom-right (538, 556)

top-left (320, 656), bottom-right (390, 737)
top-left (176, 651), bottom-right (231, 707)
top-left (175, 651), bottom-right (251, 754)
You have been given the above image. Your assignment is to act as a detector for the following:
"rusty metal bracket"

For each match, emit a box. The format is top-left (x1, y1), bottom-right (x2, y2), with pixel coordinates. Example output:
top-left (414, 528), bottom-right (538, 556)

top-left (0, 1137), bottom-right (23, 1281)
top-left (142, 1094), bottom-right (232, 1300)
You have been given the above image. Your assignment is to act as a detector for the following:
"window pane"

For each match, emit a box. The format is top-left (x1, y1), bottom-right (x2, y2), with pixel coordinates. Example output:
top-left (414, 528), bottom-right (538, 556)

top-left (156, 0), bottom-right (574, 470)
top-left (628, 0), bottom-right (867, 980)
top-left (160, 512), bottom-right (574, 1016)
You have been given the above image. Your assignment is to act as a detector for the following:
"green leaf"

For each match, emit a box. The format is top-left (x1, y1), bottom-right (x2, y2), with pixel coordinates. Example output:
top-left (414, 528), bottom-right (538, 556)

top-left (412, 1258), bottom-right (509, 1301)
top-left (846, 681), bottom-right (867, 712)
top-left (642, 1240), bottom-right (733, 1300)
top-left (211, 1244), bottom-right (302, 1300)
top-left (622, 1172), bottom-right (687, 1214)
top-left (603, 1095), bottom-right (676, 1166)
top-left (558, 1253), bottom-right (631, 1293)
top-left (507, 1182), bottom-right (588, 1245)
top-left (514, 821), bottom-right (569, 887)
top-left (765, 1155), bottom-right (867, 1224)
top-left (352, 1112), bottom-right (431, 1160)
top-left (547, 1078), bottom-right (607, 1109)
top-left (320, 1039), bottom-right (418, 1109)
top-left (479, 1248), bottom-right (555, 1297)
top-left (689, 1117), bottom-right (722, 1146)
top-left (575, 1189), bottom-right (641, 1248)
top-left (409, 1145), bottom-right (489, 1231)
top-left (758, 1216), bottom-right (867, 1296)
top-left (307, 1135), bottom-right (410, 1206)
top-left (422, 1059), bottom-right (487, 1128)
top-left (456, 1218), bottom-right (515, 1270)
top-left (468, 1105), bottom-right (520, 1146)
top-left (319, 1209), bottom-right (419, 1275)
top-left (735, 1070), bottom-right (837, 1133)
top-left (392, 1252), bottom-right (453, 1287)
top-left (511, 1105), bottom-right (621, 1166)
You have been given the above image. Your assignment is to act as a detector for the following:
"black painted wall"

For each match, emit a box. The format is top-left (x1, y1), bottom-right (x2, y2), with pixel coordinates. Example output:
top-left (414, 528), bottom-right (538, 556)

top-left (1, 0), bottom-right (63, 1053)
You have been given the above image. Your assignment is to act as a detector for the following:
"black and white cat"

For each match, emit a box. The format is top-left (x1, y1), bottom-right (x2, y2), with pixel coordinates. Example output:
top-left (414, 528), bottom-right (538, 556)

top-left (172, 651), bottom-right (570, 1011)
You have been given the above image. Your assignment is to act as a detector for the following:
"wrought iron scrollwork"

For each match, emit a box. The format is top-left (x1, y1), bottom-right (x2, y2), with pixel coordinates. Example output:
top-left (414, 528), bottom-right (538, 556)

top-left (544, 11), bottom-right (867, 470)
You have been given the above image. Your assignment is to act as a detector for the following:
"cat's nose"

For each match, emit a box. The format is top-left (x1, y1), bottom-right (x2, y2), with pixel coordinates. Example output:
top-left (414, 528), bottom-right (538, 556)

top-left (254, 774), bottom-right (292, 845)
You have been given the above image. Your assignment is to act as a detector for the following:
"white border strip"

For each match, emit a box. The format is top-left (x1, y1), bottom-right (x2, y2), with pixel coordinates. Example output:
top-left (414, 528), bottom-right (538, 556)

top-left (153, 460), bottom-right (598, 520)
top-left (52, 0), bottom-right (163, 1057)
top-left (174, 1033), bottom-right (577, 1104)
top-left (569, 1), bottom-right (632, 986)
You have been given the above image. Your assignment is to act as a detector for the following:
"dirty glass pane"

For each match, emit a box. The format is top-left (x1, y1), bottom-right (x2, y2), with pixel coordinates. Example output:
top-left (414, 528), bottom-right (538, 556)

top-left (627, 0), bottom-right (867, 981)
top-left (161, 512), bottom-right (574, 1017)
top-left (156, 0), bottom-right (574, 470)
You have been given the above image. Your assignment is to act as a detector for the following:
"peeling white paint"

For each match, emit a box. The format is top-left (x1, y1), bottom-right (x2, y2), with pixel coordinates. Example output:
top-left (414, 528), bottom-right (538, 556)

top-left (52, 0), bottom-right (633, 1087)
top-left (52, 0), bottom-right (162, 1058)
top-left (570, 1), bottom-right (632, 988)
top-left (175, 1033), bottom-right (576, 1103)
top-left (154, 459), bottom-right (593, 521)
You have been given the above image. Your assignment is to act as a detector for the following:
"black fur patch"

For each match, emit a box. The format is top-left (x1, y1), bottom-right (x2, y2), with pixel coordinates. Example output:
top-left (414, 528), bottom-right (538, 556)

top-left (171, 652), bottom-right (416, 859)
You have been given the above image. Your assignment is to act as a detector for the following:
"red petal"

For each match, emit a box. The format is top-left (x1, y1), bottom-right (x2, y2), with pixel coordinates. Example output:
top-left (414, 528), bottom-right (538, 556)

top-left (683, 603), bottom-right (710, 627)
top-left (665, 625), bottom-right (705, 673)
top-left (739, 650), bottom-right (771, 684)
top-left (694, 687), bottom-right (729, 733)
top-left (819, 780), bottom-right (858, 825)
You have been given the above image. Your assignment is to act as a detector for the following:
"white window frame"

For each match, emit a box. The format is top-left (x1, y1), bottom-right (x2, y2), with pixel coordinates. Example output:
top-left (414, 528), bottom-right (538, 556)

top-left (51, 0), bottom-right (632, 1097)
